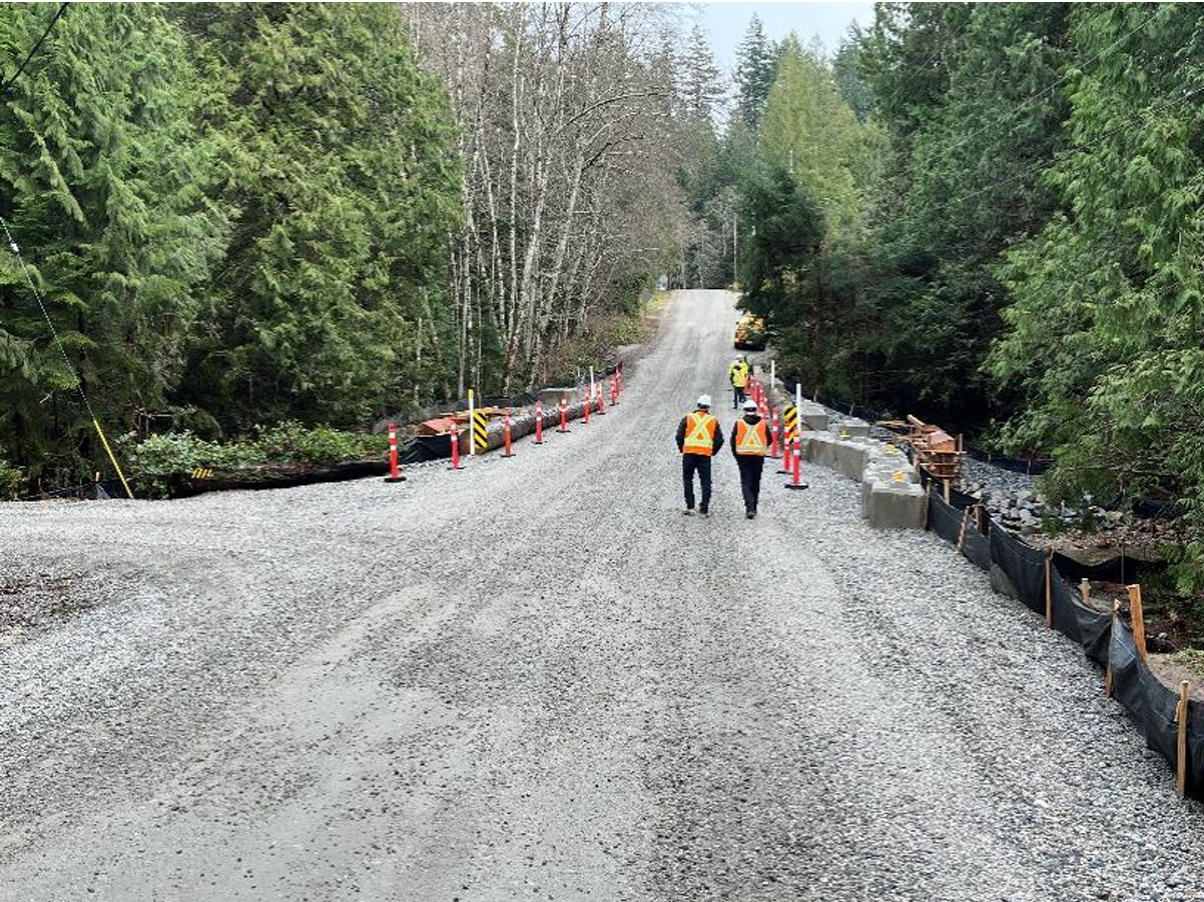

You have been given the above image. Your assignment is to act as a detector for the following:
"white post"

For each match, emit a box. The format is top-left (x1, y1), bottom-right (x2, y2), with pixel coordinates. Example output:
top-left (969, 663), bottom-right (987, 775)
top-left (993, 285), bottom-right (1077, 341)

top-left (795, 382), bottom-right (801, 419)
top-left (468, 388), bottom-right (475, 456)
top-left (771, 359), bottom-right (776, 393)
top-left (589, 365), bottom-right (595, 403)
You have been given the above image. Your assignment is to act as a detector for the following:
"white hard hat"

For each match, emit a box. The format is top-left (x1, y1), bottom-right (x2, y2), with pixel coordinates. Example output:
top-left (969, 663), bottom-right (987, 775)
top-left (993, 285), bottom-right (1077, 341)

top-left (697, 394), bottom-right (712, 408)
top-left (743, 398), bottom-right (758, 411)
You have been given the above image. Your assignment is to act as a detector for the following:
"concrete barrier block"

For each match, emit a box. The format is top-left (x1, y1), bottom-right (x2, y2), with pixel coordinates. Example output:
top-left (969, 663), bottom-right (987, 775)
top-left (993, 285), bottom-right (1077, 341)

top-left (833, 441), bottom-right (868, 480)
top-left (798, 403), bottom-right (829, 432)
top-left (865, 481), bottom-right (926, 529)
top-left (834, 420), bottom-right (871, 439)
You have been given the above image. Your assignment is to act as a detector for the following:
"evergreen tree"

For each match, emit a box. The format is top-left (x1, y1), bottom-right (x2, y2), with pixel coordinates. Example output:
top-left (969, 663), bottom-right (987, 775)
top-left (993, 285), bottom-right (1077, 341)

top-left (0, 3), bottom-right (227, 480)
top-left (174, 4), bottom-right (461, 430)
top-left (734, 15), bottom-right (776, 131)
top-left (759, 35), bottom-right (864, 237)
top-left (680, 24), bottom-right (725, 122)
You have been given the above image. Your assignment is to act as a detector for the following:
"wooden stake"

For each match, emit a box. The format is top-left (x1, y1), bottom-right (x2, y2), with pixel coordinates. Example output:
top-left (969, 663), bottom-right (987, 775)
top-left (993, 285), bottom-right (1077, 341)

top-left (975, 504), bottom-right (983, 533)
top-left (1177, 681), bottom-right (1190, 798)
top-left (944, 479), bottom-right (951, 504)
top-left (923, 481), bottom-right (932, 530)
top-left (1080, 577), bottom-right (1090, 606)
top-left (1105, 599), bottom-right (1120, 697)
top-left (1128, 584), bottom-right (1148, 662)
top-left (957, 505), bottom-right (971, 551)
top-left (1044, 548), bottom-right (1053, 629)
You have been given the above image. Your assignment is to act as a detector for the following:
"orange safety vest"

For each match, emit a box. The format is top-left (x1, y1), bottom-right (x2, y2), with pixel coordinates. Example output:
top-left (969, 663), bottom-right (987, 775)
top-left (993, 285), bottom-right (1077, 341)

top-left (735, 419), bottom-right (768, 456)
top-left (682, 411), bottom-right (718, 456)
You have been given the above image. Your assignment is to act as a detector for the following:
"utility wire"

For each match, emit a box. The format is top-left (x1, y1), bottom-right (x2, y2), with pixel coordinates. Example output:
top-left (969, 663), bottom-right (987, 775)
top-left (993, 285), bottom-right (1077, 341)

top-left (0, 3), bottom-right (68, 96)
top-left (1, 216), bottom-right (134, 499)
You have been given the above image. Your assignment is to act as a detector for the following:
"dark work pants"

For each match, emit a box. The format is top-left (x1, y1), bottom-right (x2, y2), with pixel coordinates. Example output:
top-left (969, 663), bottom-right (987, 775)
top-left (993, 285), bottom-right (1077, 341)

top-left (736, 455), bottom-right (764, 513)
top-left (732, 385), bottom-right (745, 408)
top-left (682, 453), bottom-right (712, 511)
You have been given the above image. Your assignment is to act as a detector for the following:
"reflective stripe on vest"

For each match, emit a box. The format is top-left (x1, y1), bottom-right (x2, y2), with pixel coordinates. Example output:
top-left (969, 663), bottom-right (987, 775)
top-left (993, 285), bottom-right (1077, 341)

top-left (683, 411), bottom-right (717, 455)
top-left (735, 419), bottom-right (768, 456)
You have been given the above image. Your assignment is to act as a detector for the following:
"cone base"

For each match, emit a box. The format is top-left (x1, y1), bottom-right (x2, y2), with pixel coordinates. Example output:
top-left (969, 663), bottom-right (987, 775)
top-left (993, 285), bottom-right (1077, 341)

top-left (785, 482), bottom-right (809, 490)
top-left (383, 475), bottom-right (407, 483)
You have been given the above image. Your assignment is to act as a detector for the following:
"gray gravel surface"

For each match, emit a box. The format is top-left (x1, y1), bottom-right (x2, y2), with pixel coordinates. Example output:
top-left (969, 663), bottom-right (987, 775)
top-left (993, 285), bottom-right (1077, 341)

top-left (1, 290), bottom-right (1203, 902)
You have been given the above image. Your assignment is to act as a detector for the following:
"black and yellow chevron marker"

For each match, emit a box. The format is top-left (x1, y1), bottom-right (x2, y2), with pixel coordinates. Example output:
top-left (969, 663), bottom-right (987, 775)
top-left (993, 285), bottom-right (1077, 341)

top-left (472, 410), bottom-right (489, 452)
top-left (190, 467), bottom-right (214, 479)
top-left (783, 406), bottom-right (799, 440)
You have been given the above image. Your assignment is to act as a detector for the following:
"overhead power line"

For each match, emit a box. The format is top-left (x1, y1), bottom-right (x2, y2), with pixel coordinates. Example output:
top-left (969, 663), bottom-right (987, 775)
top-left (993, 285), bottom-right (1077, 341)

top-left (0, 3), bottom-right (69, 96)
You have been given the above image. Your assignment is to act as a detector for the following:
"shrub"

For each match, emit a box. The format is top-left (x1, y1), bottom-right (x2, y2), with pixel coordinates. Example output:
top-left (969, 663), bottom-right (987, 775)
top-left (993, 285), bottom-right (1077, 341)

top-left (252, 421), bottom-right (387, 464)
top-left (0, 452), bottom-right (24, 500)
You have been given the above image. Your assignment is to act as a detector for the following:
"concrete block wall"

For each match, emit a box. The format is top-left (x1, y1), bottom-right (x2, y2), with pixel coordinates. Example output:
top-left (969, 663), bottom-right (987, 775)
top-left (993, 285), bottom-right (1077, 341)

top-left (765, 377), bottom-right (923, 529)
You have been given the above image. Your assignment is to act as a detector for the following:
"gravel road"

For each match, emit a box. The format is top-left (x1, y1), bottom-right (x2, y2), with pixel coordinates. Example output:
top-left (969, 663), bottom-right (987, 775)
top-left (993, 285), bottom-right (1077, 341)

top-left (2, 290), bottom-right (1202, 902)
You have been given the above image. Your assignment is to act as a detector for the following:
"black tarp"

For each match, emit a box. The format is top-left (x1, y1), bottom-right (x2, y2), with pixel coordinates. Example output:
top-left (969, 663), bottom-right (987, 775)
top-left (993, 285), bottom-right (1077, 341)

top-left (1108, 619), bottom-right (1202, 795)
top-left (989, 522), bottom-right (1048, 618)
top-left (965, 445), bottom-right (1052, 475)
top-left (928, 491), bottom-right (964, 546)
top-left (1048, 550), bottom-right (1163, 587)
top-left (961, 526), bottom-right (991, 572)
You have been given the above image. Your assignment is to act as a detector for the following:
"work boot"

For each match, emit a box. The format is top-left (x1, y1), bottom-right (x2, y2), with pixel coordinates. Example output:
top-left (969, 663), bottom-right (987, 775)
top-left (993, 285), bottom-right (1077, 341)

top-left (699, 508), bottom-right (710, 518)
top-left (746, 509), bottom-right (755, 519)
top-left (682, 508), bottom-right (695, 516)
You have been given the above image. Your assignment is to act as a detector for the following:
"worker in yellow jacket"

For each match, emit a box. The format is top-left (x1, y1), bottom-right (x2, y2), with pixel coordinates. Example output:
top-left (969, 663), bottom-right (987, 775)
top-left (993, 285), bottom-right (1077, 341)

top-left (675, 394), bottom-right (724, 516)
top-left (728, 357), bottom-right (750, 408)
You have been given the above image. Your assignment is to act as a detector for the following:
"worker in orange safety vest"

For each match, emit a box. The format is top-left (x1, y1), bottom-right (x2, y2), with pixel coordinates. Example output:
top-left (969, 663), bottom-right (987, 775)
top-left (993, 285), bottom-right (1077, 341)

top-left (675, 394), bottom-right (723, 517)
top-left (731, 397), bottom-right (768, 519)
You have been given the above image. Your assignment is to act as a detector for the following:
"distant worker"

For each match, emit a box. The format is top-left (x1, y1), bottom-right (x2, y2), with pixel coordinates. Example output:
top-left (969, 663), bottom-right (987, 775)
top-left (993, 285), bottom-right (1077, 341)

top-left (676, 393), bottom-right (723, 517)
top-left (728, 356), bottom-right (750, 408)
top-left (731, 398), bottom-right (768, 519)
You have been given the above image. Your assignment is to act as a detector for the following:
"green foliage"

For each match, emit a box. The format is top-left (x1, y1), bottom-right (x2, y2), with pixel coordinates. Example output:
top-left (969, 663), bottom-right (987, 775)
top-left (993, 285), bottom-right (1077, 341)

top-left (759, 35), bottom-right (866, 238)
top-left (986, 4), bottom-right (1204, 586)
top-left (251, 422), bottom-right (386, 466)
top-left (0, 3), bottom-right (462, 491)
top-left (0, 2), bottom-right (229, 482)
top-left (120, 422), bottom-right (387, 498)
top-left (734, 15), bottom-right (778, 131)
top-left (0, 449), bottom-right (23, 500)
top-left (173, 4), bottom-right (461, 431)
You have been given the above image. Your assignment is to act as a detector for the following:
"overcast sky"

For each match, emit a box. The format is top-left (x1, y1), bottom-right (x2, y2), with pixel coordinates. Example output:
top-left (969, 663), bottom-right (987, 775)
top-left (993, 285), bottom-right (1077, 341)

top-left (696, 2), bottom-right (876, 73)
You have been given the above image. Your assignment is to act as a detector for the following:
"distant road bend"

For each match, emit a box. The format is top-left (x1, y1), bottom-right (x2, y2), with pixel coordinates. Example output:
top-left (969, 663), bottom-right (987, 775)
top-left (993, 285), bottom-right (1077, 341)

top-left (1, 290), bottom-right (1202, 902)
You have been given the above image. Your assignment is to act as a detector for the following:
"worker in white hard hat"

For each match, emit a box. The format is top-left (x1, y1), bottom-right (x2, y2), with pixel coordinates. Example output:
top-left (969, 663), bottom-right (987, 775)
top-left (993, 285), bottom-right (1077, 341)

top-left (675, 393), bottom-right (723, 517)
top-left (731, 397), bottom-right (768, 519)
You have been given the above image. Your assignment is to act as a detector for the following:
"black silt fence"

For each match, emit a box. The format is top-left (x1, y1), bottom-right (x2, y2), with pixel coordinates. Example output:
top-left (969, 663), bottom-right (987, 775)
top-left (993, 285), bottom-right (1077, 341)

top-left (1109, 619), bottom-right (1204, 797)
top-left (924, 491), bottom-right (1202, 799)
top-left (929, 492), bottom-right (991, 572)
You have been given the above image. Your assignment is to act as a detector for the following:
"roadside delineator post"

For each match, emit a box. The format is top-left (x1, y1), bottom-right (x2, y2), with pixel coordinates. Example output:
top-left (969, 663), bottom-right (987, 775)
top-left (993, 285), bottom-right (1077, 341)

top-left (778, 429), bottom-right (793, 474)
top-left (534, 401), bottom-right (545, 444)
top-left (583, 389), bottom-right (591, 425)
top-left (610, 374), bottom-right (619, 405)
top-left (448, 419), bottom-right (465, 470)
top-left (768, 408), bottom-right (781, 459)
top-left (558, 394), bottom-right (570, 433)
top-left (596, 380), bottom-right (606, 415)
top-left (502, 407), bottom-right (515, 458)
top-left (617, 363), bottom-right (623, 397)
top-left (383, 421), bottom-right (406, 483)
top-left (785, 435), bottom-right (808, 490)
